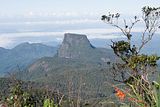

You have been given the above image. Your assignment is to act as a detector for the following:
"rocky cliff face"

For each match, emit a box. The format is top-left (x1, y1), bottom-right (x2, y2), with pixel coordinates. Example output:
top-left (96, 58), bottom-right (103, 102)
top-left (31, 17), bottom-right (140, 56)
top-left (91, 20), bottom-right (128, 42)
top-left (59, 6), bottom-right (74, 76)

top-left (57, 33), bottom-right (95, 59)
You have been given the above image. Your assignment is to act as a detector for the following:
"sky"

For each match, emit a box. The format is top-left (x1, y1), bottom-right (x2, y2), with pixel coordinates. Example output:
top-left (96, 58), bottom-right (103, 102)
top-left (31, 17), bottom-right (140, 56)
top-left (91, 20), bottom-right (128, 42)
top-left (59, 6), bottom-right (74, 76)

top-left (0, 0), bottom-right (159, 16)
top-left (0, 0), bottom-right (160, 48)
top-left (0, 0), bottom-right (159, 17)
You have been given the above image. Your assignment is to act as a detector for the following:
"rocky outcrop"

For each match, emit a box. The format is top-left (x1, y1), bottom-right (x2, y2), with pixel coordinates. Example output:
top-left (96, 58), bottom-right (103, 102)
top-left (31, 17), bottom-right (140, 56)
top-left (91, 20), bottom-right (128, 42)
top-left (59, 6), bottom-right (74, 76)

top-left (57, 33), bottom-right (95, 59)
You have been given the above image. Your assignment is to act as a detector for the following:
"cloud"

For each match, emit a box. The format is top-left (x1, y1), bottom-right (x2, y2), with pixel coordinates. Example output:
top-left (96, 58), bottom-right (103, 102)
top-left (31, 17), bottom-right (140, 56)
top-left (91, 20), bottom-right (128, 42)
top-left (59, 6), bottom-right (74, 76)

top-left (0, 27), bottom-right (158, 48)
top-left (22, 11), bottom-right (101, 18)
top-left (0, 32), bottom-right (64, 48)
top-left (0, 29), bottom-right (123, 48)
top-left (0, 36), bottom-right (13, 48)
top-left (65, 28), bottom-right (145, 35)
top-left (0, 32), bottom-right (64, 38)
top-left (0, 28), bottom-right (126, 40)
top-left (0, 19), bottom-right (100, 26)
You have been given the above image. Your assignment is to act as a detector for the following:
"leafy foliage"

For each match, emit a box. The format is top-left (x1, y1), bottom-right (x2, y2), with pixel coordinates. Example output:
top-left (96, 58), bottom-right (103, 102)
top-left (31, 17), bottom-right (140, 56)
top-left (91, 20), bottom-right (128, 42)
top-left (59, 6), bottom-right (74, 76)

top-left (0, 78), bottom-right (63, 107)
top-left (102, 6), bottom-right (160, 106)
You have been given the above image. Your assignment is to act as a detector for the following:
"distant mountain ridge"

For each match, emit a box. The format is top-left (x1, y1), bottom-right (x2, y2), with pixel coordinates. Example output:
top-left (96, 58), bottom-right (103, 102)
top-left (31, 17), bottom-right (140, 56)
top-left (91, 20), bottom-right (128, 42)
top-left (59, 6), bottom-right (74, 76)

top-left (26, 33), bottom-right (115, 75)
top-left (0, 47), bottom-right (10, 55)
top-left (16, 33), bottom-right (116, 99)
top-left (0, 42), bottom-right (57, 76)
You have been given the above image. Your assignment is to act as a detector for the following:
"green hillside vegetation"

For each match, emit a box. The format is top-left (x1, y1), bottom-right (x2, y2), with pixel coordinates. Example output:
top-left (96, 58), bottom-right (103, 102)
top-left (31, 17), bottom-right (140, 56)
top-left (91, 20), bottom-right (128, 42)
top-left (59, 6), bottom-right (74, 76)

top-left (16, 50), bottom-right (116, 99)
top-left (0, 5), bottom-right (160, 107)
top-left (0, 42), bottom-right (57, 76)
top-left (13, 33), bottom-right (120, 106)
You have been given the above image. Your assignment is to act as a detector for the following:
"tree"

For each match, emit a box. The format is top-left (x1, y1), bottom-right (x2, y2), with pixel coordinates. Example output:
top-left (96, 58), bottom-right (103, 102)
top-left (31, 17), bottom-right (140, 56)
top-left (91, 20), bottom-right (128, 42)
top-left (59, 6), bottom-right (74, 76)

top-left (102, 6), bottom-right (160, 106)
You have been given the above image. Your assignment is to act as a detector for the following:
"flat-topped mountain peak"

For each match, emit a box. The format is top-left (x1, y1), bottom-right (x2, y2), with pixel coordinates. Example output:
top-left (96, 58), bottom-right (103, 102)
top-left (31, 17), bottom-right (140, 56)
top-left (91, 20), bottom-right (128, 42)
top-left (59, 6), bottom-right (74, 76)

top-left (57, 33), bottom-right (95, 59)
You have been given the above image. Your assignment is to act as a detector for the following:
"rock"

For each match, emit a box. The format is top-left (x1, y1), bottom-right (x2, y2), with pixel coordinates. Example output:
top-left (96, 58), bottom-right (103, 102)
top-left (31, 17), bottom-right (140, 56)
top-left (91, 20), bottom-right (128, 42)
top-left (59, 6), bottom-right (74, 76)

top-left (57, 33), bottom-right (95, 59)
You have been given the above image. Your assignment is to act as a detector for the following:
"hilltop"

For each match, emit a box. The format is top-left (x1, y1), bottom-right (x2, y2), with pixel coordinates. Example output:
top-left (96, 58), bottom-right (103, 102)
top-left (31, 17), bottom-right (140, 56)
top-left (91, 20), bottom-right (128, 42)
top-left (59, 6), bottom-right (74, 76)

top-left (0, 42), bottom-right (57, 76)
top-left (16, 33), bottom-right (116, 99)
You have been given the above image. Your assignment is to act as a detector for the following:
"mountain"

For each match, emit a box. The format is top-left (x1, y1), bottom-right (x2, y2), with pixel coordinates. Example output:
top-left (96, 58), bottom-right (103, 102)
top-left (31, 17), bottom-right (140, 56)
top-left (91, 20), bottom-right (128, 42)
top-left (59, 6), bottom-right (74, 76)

top-left (57, 33), bottom-right (114, 62)
top-left (16, 33), bottom-right (116, 99)
top-left (58, 33), bottom-right (95, 58)
top-left (0, 47), bottom-right (10, 55)
top-left (88, 32), bottom-right (160, 55)
top-left (0, 42), bottom-right (57, 76)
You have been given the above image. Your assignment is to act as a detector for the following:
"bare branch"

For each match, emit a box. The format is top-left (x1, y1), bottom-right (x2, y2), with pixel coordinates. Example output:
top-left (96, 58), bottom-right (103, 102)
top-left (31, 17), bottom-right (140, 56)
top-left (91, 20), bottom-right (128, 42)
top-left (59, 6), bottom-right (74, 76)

top-left (128, 19), bottom-right (140, 34)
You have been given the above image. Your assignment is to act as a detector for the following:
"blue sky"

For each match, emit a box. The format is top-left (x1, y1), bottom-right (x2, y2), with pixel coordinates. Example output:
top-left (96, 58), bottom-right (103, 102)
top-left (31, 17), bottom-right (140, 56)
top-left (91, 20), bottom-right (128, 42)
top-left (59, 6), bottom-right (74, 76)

top-left (0, 0), bottom-right (160, 48)
top-left (0, 0), bottom-right (159, 16)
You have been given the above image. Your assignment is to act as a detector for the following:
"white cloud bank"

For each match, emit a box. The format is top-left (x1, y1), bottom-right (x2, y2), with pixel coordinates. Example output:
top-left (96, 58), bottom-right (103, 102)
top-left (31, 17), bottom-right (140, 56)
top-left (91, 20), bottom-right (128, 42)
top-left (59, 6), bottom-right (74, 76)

top-left (0, 29), bottom-right (120, 48)
top-left (0, 36), bottom-right (14, 48)
top-left (0, 19), bottom-right (100, 25)
top-left (0, 27), bottom-right (148, 48)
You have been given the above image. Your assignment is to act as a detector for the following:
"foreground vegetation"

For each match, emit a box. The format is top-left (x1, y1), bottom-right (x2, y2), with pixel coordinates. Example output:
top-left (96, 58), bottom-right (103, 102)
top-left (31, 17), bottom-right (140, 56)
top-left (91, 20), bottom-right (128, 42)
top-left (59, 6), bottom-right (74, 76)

top-left (0, 6), bottom-right (160, 107)
top-left (102, 6), bottom-right (160, 106)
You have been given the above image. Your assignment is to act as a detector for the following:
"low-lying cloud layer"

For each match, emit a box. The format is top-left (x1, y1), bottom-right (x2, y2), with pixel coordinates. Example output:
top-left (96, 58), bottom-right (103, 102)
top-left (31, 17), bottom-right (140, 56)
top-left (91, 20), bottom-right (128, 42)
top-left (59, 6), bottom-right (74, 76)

top-left (0, 27), bottom-right (146, 48)
top-left (0, 30), bottom-right (122, 48)
top-left (0, 16), bottom-right (156, 48)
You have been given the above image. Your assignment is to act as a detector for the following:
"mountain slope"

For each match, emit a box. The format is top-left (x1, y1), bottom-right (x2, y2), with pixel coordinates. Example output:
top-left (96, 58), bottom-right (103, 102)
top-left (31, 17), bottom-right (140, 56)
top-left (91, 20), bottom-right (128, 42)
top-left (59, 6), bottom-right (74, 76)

top-left (17, 33), bottom-right (116, 99)
top-left (0, 42), bottom-right (57, 76)
top-left (57, 33), bottom-right (114, 62)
